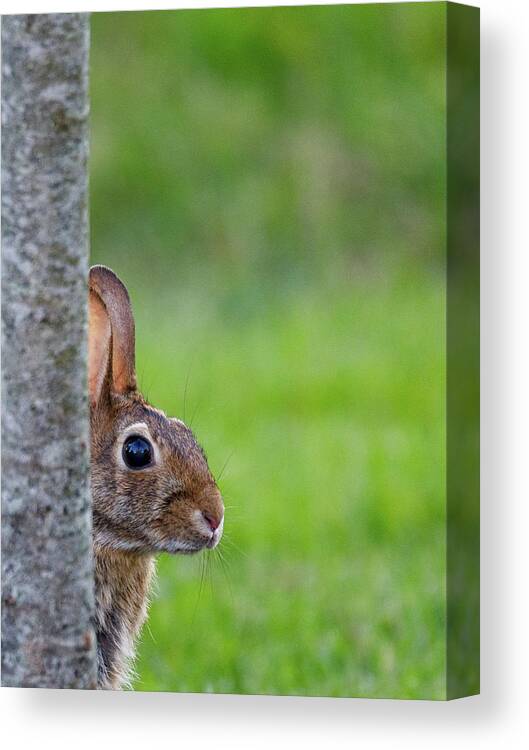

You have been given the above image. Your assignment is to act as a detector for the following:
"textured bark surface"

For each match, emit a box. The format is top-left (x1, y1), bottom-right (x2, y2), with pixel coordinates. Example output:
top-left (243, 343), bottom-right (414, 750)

top-left (1, 14), bottom-right (97, 688)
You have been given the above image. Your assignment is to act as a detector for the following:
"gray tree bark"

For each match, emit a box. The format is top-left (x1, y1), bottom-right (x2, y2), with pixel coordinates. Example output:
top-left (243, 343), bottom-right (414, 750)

top-left (1, 14), bottom-right (96, 688)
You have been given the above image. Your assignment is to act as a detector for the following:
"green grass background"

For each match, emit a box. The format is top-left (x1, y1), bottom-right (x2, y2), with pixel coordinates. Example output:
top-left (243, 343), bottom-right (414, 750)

top-left (90, 3), bottom-right (447, 699)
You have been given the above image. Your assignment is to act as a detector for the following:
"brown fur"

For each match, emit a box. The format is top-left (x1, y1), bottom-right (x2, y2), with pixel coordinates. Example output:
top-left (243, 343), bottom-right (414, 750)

top-left (88, 266), bottom-right (224, 689)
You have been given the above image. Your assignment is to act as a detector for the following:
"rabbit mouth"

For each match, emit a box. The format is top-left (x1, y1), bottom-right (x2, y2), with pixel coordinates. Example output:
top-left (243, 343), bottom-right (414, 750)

top-left (160, 536), bottom-right (215, 555)
top-left (148, 510), bottom-right (223, 555)
top-left (93, 517), bottom-right (219, 555)
top-left (205, 534), bottom-right (219, 550)
top-left (169, 531), bottom-right (221, 554)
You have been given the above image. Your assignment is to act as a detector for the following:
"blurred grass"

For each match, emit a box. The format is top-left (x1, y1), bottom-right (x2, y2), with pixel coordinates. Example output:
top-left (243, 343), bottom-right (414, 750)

top-left (90, 3), bottom-right (447, 699)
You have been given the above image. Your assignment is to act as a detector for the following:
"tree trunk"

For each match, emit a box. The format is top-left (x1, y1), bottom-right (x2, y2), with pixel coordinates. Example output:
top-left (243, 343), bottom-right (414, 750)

top-left (1, 13), bottom-right (96, 689)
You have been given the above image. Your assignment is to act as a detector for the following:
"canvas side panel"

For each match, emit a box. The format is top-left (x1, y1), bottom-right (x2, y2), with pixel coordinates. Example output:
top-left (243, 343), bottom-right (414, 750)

top-left (446, 1), bottom-right (480, 700)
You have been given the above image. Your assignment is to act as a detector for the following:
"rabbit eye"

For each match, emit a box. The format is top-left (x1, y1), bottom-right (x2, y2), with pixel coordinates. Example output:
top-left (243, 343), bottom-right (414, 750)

top-left (122, 435), bottom-right (153, 470)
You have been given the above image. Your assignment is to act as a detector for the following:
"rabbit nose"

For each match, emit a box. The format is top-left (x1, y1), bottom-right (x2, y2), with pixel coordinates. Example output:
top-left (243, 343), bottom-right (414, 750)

top-left (202, 510), bottom-right (222, 532)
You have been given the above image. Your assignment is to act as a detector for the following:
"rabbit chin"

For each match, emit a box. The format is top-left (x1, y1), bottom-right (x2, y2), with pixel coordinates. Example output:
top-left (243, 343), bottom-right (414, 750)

top-left (157, 528), bottom-right (223, 555)
top-left (157, 513), bottom-right (224, 555)
top-left (159, 538), bottom-right (211, 555)
top-left (93, 528), bottom-right (213, 555)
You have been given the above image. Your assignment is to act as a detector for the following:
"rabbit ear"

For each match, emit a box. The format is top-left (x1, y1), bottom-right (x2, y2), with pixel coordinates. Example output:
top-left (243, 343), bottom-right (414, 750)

top-left (88, 265), bottom-right (137, 406)
top-left (88, 286), bottom-right (112, 406)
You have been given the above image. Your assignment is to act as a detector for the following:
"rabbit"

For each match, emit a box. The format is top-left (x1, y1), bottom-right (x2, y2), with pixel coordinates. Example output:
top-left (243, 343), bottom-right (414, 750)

top-left (88, 265), bottom-right (224, 689)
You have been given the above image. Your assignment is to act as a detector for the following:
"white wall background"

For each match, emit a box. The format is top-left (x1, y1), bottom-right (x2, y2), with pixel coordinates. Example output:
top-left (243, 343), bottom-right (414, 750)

top-left (1, 1), bottom-right (528, 748)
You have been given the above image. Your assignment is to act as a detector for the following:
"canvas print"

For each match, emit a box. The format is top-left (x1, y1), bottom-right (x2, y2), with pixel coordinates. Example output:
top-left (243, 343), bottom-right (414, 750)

top-left (1, 2), bottom-right (479, 700)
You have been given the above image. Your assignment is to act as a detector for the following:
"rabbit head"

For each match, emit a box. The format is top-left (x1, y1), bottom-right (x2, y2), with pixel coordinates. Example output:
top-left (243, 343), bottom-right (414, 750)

top-left (88, 265), bottom-right (224, 556)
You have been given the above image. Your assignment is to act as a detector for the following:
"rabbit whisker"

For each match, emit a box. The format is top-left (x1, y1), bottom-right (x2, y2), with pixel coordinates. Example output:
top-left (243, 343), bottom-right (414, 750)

top-left (216, 450), bottom-right (235, 483)
top-left (189, 397), bottom-right (202, 429)
top-left (220, 534), bottom-right (247, 559)
top-left (212, 547), bottom-right (234, 604)
top-left (182, 369), bottom-right (191, 423)
top-left (191, 554), bottom-right (207, 624)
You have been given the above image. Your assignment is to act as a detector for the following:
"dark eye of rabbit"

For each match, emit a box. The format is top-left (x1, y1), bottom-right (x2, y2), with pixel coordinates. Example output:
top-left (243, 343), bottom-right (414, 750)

top-left (122, 435), bottom-right (153, 469)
